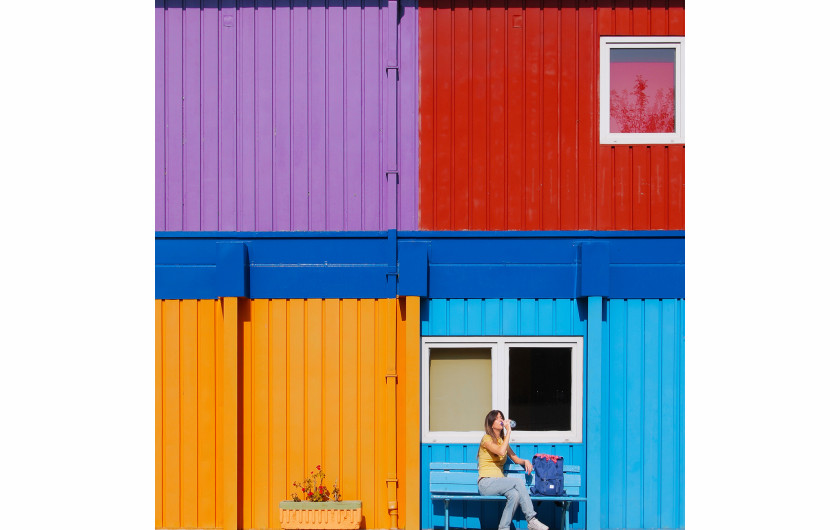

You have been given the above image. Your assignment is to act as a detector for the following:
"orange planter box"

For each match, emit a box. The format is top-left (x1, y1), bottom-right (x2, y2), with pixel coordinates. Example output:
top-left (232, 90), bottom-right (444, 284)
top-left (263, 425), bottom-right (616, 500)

top-left (278, 501), bottom-right (363, 530)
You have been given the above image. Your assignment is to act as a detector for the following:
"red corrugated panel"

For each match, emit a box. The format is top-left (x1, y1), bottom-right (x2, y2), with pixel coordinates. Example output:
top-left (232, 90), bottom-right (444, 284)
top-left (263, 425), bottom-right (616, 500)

top-left (418, 0), bottom-right (685, 231)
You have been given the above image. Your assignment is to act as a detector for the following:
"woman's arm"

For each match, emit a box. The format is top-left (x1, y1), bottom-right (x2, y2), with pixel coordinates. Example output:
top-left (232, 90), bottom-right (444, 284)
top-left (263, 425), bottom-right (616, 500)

top-left (506, 446), bottom-right (534, 475)
top-left (481, 420), bottom-right (513, 457)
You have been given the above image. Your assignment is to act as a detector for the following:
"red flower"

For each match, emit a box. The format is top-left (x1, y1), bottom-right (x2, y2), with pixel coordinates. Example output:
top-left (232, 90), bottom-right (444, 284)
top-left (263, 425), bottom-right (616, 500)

top-left (316, 465), bottom-right (321, 470)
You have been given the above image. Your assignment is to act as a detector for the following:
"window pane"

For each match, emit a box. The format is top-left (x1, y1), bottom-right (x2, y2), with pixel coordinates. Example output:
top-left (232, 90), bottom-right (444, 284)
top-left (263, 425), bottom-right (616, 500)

top-left (610, 47), bottom-right (676, 133)
top-left (429, 348), bottom-right (492, 431)
top-left (509, 347), bottom-right (571, 431)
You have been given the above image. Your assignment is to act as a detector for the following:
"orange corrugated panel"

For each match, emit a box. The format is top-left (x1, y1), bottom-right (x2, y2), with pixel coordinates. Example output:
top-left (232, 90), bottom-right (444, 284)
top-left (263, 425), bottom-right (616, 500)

top-left (418, 0), bottom-right (685, 230)
top-left (156, 298), bottom-right (421, 530)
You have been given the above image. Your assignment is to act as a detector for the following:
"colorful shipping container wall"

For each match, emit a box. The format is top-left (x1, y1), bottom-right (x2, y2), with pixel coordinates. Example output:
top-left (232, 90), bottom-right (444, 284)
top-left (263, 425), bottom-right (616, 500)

top-left (155, 297), bottom-right (421, 530)
top-left (155, 0), bottom-right (419, 231)
top-left (419, 297), bottom-right (685, 530)
top-left (418, 0), bottom-right (685, 231)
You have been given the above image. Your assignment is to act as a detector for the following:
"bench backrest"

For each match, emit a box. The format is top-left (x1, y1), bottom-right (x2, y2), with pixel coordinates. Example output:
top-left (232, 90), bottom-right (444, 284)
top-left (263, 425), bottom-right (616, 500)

top-left (429, 462), bottom-right (581, 497)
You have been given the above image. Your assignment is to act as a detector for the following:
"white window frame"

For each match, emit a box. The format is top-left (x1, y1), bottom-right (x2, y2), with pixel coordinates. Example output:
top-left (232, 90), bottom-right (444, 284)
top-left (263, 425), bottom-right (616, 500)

top-left (421, 336), bottom-right (584, 444)
top-left (600, 36), bottom-right (685, 144)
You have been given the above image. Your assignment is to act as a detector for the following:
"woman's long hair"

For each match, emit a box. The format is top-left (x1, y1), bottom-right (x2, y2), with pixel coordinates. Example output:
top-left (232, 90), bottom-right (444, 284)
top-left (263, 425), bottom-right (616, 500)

top-left (477, 410), bottom-right (505, 460)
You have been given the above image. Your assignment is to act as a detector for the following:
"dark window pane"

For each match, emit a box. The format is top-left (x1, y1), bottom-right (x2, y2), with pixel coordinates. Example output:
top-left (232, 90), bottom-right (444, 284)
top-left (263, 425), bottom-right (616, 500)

top-left (508, 347), bottom-right (571, 431)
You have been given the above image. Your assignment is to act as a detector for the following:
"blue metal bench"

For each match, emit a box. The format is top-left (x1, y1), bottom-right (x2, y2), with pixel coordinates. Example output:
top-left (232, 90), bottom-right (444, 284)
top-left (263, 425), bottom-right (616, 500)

top-left (430, 462), bottom-right (586, 530)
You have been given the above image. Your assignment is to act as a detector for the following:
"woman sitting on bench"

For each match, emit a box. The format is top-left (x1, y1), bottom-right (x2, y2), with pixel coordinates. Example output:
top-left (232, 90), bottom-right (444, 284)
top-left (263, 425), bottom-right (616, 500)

top-left (477, 410), bottom-right (549, 530)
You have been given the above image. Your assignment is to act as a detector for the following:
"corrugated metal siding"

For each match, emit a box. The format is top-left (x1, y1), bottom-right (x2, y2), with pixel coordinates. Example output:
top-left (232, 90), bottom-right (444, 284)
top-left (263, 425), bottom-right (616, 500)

top-left (155, 0), bottom-right (419, 231)
top-left (420, 298), bottom-right (588, 528)
top-left (420, 297), bottom-right (684, 530)
top-left (601, 298), bottom-right (684, 530)
top-left (155, 298), bottom-right (421, 530)
top-left (418, 0), bottom-right (685, 231)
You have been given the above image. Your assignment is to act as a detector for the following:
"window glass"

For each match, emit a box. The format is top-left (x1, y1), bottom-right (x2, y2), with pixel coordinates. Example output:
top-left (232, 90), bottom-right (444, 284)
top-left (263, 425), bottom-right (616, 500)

top-left (428, 348), bottom-right (492, 431)
top-left (610, 48), bottom-right (676, 133)
top-left (508, 347), bottom-right (572, 431)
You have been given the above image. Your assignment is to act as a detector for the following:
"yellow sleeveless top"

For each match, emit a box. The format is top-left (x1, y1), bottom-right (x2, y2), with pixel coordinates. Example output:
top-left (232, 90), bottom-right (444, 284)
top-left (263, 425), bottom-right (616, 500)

top-left (477, 434), bottom-right (506, 478)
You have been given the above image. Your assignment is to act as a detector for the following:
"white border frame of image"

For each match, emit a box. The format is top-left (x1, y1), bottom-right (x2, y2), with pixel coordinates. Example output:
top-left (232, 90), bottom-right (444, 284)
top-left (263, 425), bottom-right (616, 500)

top-left (600, 35), bottom-right (686, 144)
top-left (421, 336), bottom-right (584, 444)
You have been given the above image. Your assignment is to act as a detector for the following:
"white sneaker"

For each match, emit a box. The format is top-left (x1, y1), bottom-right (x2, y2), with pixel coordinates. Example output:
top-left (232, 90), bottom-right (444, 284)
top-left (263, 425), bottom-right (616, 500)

top-left (527, 517), bottom-right (549, 530)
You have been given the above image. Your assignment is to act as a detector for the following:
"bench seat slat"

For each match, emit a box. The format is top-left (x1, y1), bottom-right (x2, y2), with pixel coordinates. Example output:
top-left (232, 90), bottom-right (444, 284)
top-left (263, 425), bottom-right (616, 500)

top-left (430, 462), bottom-right (580, 473)
top-left (431, 495), bottom-right (587, 502)
top-left (430, 486), bottom-right (581, 497)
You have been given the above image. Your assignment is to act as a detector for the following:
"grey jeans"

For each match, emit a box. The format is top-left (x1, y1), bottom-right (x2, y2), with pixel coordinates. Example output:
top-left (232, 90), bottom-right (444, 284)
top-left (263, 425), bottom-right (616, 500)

top-left (477, 476), bottom-right (537, 530)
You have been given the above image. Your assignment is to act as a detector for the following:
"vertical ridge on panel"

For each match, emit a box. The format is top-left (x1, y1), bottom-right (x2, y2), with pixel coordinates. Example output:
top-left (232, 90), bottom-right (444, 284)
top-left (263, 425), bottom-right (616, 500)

top-left (155, 6), bottom-right (165, 231)
top-left (184, 6), bottom-right (202, 230)
top-left (306, 300), bottom-right (324, 471)
top-left (345, 4), bottom-right (364, 230)
top-left (669, 1), bottom-right (685, 35)
top-left (678, 299), bottom-right (685, 527)
top-left (469, 4), bottom-right (488, 230)
top-left (327, 2), bottom-right (346, 230)
top-left (613, 148), bottom-right (632, 229)
top-left (164, 2), bottom-right (183, 231)
top-left (650, 145), bottom-right (668, 229)
top-left (633, 0), bottom-right (650, 35)
top-left (269, 300), bottom-right (289, 529)
top-left (487, 4), bottom-right (506, 230)
top-left (287, 300), bottom-right (305, 506)
top-left (255, 5), bottom-right (274, 231)
top-left (418, 2), bottom-right (433, 230)
top-left (252, 300), bottom-right (270, 528)
top-left (559, 4), bottom-right (577, 230)
top-left (324, 300), bottom-right (342, 501)
top-left (162, 300), bottom-right (181, 527)
top-left (643, 300), bottom-right (662, 529)
top-left (241, 305), bottom-right (253, 528)
top-left (542, 1), bottom-right (560, 231)
top-left (359, 300), bottom-right (377, 525)
top-left (668, 146), bottom-right (685, 229)
top-left (274, 1), bottom-right (293, 230)
top-left (452, 4), bottom-right (470, 230)
top-left (651, 0), bottom-right (668, 34)
top-left (201, 3), bottom-right (220, 231)
top-left (396, 298), bottom-right (407, 529)
top-left (309, 5), bottom-right (328, 230)
top-left (607, 299), bottom-right (626, 529)
top-left (237, 2), bottom-right (256, 231)
top-left (155, 301), bottom-right (163, 527)
top-left (291, 0), bottom-right (309, 230)
top-left (215, 300), bottom-right (225, 528)
top-left (434, 1), bottom-right (452, 230)
top-left (519, 299), bottom-right (537, 335)
top-left (625, 299), bottom-right (643, 528)
top-left (362, 5), bottom-right (381, 231)
top-left (219, 1), bottom-right (237, 230)
top-left (615, 0), bottom-right (631, 35)
top-left (399, 0), bottom-right (420, 231)
top-left (180, 300), bottom-right (198, 528)
top-left (632, 147), bottom-right (651, 229)
top-left (523, 4), bottom-right (542, 230)
top-left (506, 3), bottom-right (524, 230)
top-left (374, 300), bottom-right (389, 527)
top-left (341, 299), bottom-right (360, 501)
top-left (578, 0), bottom-right (597, 230)
top-left (595, 146), bottom-right (614, 230)
top-left (197, 300), bottom-right (217, 528)
top-left (658, 298), bottom-right (676, 528)
top-left (404, 297), bottom-right (422, 530)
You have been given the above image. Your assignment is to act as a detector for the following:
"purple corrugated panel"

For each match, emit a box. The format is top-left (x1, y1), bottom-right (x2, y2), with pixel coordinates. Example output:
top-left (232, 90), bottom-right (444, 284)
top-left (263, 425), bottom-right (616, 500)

top-left (156, 0), bottom-right (419, 231)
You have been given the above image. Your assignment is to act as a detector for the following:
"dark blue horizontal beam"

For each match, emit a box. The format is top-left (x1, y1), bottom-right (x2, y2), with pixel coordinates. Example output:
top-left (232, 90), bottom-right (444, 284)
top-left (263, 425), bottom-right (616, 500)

top-left (155, 231), bottom-right (684, 299)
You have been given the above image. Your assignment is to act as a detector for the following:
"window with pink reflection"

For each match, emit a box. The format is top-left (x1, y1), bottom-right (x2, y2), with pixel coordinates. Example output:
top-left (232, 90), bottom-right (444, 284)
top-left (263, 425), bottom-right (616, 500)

top-left (600, 36), bottom-right (684, 144)
top-left (610, 48), bottom-right (676, 133)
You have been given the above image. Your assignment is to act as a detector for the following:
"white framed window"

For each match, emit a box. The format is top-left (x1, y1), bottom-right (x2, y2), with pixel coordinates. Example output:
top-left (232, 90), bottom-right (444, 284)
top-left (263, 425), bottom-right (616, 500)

top-left (421, 336), bottom-right (584, 444)
top-left (600, 36), bottom-right (685, 144)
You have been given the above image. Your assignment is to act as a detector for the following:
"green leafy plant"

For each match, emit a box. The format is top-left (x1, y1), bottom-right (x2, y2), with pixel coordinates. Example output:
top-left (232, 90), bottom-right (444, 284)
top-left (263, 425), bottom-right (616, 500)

top-left (291, 465), bottom-right (342, 502)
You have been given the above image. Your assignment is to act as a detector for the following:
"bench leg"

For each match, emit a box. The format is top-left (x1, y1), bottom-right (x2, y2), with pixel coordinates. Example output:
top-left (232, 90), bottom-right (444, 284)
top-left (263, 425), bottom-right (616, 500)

top-left (444, 499), bottom-right (450, 530)
top-left (564, 501), bottom-right (570, 530)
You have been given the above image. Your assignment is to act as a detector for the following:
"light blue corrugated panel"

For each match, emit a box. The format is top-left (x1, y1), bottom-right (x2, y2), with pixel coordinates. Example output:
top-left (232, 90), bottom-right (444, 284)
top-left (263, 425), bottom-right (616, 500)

top-left (421, 298), bottom-right (685, 530)
top-left (601, 299), bottom-right (685, 530)
top-left (421, 299), bottom-right (588, 529)
top-left (421, 298), bottom-right (587, 336)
